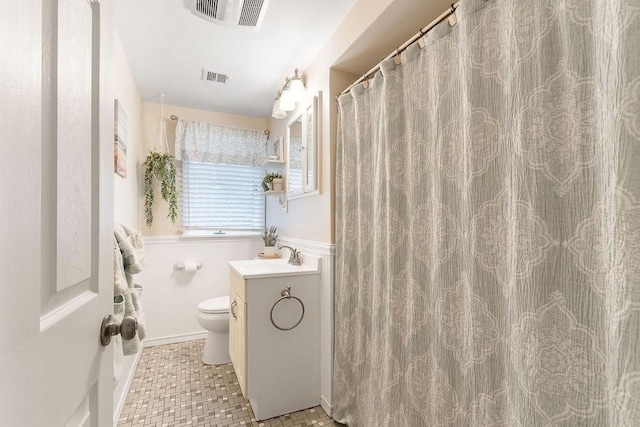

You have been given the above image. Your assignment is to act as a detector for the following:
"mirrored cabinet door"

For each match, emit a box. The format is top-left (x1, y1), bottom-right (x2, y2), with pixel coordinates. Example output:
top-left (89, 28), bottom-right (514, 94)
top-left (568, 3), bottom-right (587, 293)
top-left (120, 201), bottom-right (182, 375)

top-left (287, 113), bottom-right (304, 196)
top-left (286, 92), bottom-right (320, 200)
top-left (304, 96), bottom-right (317, 193)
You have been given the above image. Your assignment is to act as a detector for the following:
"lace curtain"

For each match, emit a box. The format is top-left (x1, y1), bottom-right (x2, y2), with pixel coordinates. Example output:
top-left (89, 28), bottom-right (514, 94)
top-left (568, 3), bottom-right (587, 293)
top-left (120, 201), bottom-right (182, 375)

top-left (334, 0), bottom-right (640, 425)
top-left (174, 118), bottom-right (264, 166)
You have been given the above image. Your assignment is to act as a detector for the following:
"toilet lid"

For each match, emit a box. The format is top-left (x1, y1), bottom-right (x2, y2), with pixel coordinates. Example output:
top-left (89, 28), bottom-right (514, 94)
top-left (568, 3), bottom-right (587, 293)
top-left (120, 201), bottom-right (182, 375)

top-left (198, 296), bottom-right (230, 314)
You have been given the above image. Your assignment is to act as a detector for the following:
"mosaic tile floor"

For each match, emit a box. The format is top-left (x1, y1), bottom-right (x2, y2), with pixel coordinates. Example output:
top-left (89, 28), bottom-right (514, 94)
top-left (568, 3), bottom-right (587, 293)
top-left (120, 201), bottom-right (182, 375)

top-left (118, 340), bottom-right (343, 427)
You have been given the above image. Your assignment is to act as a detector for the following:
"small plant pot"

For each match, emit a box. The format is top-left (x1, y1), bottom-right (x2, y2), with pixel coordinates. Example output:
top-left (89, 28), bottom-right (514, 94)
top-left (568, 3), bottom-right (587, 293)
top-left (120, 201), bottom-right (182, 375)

top-left (272, 178), bottom-right (283, 191)
top-left (263, 246), bottom-right (276, 256)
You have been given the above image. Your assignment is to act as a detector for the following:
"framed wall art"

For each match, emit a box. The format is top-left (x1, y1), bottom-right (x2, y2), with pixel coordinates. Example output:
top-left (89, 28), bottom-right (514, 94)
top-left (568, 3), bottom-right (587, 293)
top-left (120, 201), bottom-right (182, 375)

top-left (114, 99), bottom-right (128, 178)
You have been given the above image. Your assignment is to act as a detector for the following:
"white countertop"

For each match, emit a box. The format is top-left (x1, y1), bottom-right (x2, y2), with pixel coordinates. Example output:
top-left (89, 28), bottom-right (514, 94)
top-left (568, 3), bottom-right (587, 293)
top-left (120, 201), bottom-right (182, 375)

top-left (228, 256), bottom-right (321, 279)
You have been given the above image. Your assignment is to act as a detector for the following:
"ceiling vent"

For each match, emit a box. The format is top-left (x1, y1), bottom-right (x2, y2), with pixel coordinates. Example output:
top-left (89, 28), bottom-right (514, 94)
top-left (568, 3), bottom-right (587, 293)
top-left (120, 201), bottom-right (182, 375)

top-left (188, 0), bottom-right (270, 30)
top-left (202, 69), bottom-right (228, 84)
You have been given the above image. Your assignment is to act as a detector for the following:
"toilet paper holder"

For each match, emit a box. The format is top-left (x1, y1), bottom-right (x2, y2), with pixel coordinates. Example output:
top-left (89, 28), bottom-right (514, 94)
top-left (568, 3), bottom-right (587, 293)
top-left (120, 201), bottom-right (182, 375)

top-left (173, 260), bottom-right (203, 271)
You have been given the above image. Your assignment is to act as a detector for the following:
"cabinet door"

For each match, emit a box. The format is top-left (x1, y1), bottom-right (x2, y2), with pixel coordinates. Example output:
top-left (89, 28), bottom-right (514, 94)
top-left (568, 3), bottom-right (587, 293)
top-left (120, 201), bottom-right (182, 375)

top-left (229, 289), bottom-right (239, 367)
top-left (229, 289), bottom-right (247, 396)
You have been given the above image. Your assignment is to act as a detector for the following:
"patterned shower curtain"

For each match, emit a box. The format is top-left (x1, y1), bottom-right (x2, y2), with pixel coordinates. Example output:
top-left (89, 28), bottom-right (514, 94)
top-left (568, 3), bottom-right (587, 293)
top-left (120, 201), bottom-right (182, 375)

top-left (334, 0), bottom-right (640, 425)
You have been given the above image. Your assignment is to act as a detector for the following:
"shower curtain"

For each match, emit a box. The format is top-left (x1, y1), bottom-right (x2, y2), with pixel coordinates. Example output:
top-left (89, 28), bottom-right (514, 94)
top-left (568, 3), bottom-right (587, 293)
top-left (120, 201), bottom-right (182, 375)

top-left (334, 0), bottom-right (640, 425)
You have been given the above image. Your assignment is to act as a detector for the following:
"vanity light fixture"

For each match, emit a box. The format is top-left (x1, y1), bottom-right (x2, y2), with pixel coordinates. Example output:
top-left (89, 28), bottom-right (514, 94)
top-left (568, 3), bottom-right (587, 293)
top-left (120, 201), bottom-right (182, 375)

top-left (279, 86), bottom-right (296, 111)
top-left (289, 69), bottom-right (305, 103)
top-left (271, 69), bottom-right (306, 118)
top-left (271, 92), bottom-right (287, 119)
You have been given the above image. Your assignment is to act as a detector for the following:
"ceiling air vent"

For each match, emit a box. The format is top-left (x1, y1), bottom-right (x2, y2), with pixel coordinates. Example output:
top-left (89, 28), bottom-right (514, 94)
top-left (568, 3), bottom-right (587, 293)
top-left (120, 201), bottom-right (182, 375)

top-left (189, 0), bottom-right (270, 30)
top-left (202, 69), bottom-right (228, 84)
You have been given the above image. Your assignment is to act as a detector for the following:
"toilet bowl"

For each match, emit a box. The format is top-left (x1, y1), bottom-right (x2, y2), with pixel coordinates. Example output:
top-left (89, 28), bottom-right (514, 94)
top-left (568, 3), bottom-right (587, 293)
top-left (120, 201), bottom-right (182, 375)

top-left (196, 296), bottom-right (231, 365)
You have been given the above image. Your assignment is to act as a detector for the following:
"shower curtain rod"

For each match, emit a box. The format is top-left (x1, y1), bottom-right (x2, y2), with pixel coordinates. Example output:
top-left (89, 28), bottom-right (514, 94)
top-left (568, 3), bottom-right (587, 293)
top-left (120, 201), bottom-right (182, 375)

top-left (337, 1), bottom-right (462, 97)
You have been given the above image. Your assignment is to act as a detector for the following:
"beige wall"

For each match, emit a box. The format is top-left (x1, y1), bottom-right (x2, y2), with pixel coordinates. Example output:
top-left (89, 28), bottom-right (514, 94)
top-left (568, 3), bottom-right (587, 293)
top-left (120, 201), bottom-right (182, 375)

top-left (266, 67), bottom-right (357, 245)
top-left (114, 32), bottom-right (142, 230)
top-left (129, 0), bottom-right (453, 240)
top-left (142, 102), bottom-right (268, 235)
top-left (265, 0), bottom-right (415, 244)
top-left (266, 68), bottom-right (329, 244)
top-left (266, 0), bottom-right (453, 245)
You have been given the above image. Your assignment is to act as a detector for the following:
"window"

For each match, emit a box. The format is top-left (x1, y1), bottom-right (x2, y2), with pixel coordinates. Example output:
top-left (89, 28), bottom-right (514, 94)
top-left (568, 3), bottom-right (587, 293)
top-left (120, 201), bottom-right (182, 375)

top-left (175, 118), bottom-right (266, 232)
top-left (181, 160), bottom-right (264, 230)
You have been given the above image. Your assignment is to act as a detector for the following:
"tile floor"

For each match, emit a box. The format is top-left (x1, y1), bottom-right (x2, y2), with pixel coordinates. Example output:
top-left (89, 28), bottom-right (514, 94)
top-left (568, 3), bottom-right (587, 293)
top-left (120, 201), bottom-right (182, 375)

top-left (118, 340), bottom-right (342, 427)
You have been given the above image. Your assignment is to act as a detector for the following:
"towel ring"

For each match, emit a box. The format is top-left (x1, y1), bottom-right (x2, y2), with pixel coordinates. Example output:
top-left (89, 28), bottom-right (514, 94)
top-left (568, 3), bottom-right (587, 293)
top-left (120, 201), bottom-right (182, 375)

top-left (270, 286), bottom-right (305, 331)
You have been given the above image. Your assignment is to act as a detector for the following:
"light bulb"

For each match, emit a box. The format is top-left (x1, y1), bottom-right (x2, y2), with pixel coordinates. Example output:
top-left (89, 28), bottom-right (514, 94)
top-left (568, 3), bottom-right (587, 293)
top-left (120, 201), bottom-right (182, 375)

top-left (289, 78), bottom-right (305, 103)
top-left (280, 89), bottom-right (295, 111)
top-left (271, 98), bottom-right (286, 119)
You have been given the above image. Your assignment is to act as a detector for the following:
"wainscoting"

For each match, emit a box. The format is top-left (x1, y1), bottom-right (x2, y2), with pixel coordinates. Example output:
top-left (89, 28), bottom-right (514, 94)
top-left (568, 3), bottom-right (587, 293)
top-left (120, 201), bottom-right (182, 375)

top-left (113, 348), bottom-right (143, 426)
top-left (136, 235), bottom-right (263, 345)
top-left (278, 237), bottom-right (335, 416)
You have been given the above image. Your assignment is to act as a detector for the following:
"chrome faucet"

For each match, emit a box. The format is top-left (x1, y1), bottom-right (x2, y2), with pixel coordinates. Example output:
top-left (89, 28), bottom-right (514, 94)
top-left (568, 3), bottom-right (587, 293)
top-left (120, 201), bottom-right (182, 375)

top-left (278, 245), bottom-right (301, 266)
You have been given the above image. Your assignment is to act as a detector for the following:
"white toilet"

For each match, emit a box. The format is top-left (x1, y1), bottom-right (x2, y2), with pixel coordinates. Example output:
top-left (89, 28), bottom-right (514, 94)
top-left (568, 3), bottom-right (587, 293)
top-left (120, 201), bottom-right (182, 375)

top-left (196, 296), bottom-right (231, 365)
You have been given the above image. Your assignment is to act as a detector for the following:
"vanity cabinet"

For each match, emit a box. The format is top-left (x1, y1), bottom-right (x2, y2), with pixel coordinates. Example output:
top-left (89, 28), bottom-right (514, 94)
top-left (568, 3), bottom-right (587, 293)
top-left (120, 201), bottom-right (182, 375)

top-left (227, 260), bottom-right (321, 421)
top-left (229, 281), bottom-right (247, 396)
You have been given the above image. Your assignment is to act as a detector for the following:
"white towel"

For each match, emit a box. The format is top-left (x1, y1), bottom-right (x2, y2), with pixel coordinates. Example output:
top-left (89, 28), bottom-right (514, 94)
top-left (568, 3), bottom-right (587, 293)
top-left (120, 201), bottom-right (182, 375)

top-left (114, 224), bottom-right (147, 274)
top-left (113, 225), bottom-right (148, 366)
top-left (132, 284), bottom-right (147, 341)
top-left (114, 238), bottom-right (128, 295)
top-left (121, 285), bottom-right (146, 356)
top-left (113, 295), bottom-right (125, 387)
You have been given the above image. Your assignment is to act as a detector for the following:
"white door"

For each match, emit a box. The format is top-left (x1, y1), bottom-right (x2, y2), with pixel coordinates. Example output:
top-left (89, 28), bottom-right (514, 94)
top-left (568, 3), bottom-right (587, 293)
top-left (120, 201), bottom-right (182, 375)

top-left (0, 0), bottom-right (115, 426)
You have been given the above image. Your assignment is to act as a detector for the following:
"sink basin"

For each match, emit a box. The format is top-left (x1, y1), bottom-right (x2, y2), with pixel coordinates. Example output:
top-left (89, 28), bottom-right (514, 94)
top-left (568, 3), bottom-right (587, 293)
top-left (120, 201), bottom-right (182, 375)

top-left (228, 257), bottom-right (321, 279)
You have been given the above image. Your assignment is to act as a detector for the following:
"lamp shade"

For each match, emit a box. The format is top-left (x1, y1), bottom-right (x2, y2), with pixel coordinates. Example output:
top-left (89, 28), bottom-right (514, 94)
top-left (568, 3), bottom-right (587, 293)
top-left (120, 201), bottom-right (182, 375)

top-left (280, 88), bottom-right (295, 111)
top-left (289, 77), bottom-right (305, 103)
top-left (271, 98), bottom-right (286, 119)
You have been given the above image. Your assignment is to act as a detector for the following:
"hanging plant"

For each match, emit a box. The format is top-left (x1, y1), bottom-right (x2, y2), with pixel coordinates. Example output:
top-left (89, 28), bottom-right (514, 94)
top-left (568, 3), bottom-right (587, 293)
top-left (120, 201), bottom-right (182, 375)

top-left (143, 151), bottom-right (177, 227)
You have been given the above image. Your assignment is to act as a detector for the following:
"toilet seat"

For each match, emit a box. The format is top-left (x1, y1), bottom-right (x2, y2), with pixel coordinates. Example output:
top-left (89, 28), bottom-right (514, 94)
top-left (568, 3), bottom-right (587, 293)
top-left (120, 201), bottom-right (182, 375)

top-left (198, 296), bottom-right (230, 314)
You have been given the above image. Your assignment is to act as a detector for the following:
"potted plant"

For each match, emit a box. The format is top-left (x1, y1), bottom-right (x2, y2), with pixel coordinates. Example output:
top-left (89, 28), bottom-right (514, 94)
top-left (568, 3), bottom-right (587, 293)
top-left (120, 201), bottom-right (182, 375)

top-left (143, 150), bottom-right (178, 227)
top-left (261, 226), bottom-right (279, 256)
top-left (272, 175), bottom-right (284, 191)
top-left (262, 172), bottom-right (282, 192)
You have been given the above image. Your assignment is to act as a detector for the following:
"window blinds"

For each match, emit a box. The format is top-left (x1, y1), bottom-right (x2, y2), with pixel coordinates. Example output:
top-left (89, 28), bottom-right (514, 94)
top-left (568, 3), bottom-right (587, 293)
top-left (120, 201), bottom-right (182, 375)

top-left (174, 117), bottom-right (266, 232)
top-left (181, 160), bottom-right (265, 230)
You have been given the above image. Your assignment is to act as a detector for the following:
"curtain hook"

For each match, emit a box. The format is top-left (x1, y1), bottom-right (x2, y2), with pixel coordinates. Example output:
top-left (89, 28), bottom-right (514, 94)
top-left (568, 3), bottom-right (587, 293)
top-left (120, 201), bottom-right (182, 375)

top-left (393, 48), bottom-right (402, 66)
top-left (417, 29), bottom-right (426, 49)
top-left (448, 4), bottom-right (458, 26)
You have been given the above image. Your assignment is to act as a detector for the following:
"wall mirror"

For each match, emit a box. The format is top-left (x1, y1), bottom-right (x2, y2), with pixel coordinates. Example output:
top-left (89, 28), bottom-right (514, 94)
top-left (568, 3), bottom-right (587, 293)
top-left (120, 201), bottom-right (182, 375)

top-left (287, 113), bottom-right (304, 196)
top-left (286, 92), bottom-right (320, 200)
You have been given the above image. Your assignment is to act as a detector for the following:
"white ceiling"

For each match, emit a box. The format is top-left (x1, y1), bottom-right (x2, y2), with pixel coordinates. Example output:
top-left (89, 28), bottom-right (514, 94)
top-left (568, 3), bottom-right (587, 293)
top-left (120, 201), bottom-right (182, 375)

top-left (332, 0), bottom-right (453, 75)
top-left (115, 0), bottom-right (356, 117)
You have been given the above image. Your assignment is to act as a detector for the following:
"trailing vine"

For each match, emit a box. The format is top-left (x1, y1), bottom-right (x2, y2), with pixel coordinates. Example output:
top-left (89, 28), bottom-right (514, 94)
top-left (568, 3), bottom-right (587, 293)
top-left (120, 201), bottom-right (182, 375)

top-left (143, 151), bottom-right (177, 227)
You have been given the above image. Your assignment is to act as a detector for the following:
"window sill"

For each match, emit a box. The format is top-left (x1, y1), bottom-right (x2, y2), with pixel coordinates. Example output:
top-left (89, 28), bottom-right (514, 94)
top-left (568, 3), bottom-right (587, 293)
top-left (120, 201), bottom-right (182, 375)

top-left (181, 230), bottom-right (261, 240)
top-left (143, 231), bottom-right (262, 244)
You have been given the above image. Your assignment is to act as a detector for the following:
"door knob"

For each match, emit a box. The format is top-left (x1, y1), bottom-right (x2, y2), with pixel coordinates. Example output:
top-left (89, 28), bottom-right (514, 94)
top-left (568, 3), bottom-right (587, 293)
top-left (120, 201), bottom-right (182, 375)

top-left (100, 314), bottom-right (138, 346)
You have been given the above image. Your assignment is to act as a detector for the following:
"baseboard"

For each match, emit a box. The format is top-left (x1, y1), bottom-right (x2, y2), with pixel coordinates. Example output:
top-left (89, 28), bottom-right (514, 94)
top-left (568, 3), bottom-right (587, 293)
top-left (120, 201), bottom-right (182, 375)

top-left (143, 331), bottom-right (208, 347)
top-left (320, 395), bottom-right (332, 417)
top-left (113, 348), bottom-right (143, 426)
